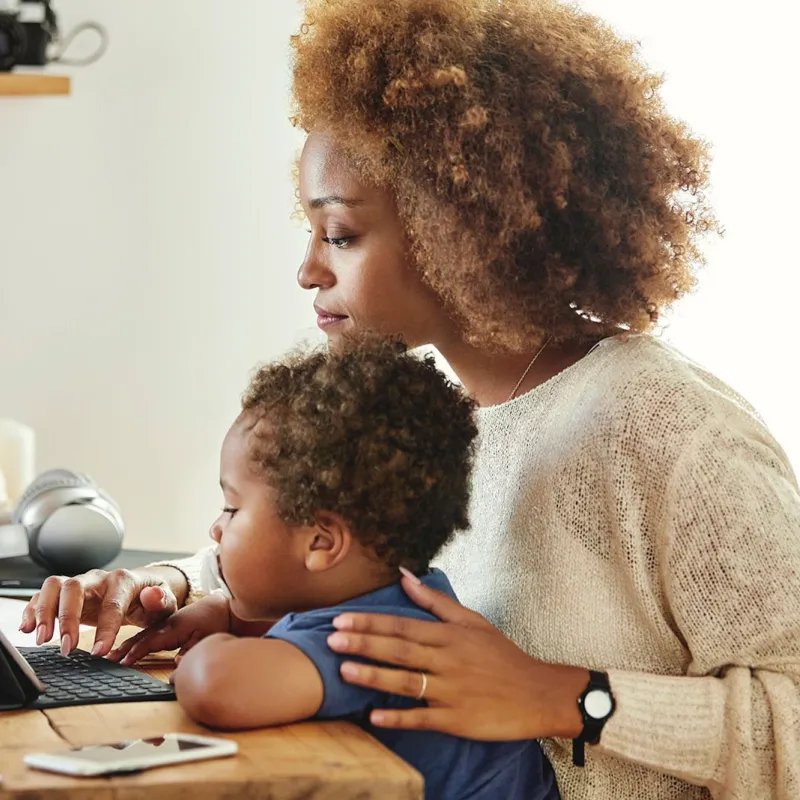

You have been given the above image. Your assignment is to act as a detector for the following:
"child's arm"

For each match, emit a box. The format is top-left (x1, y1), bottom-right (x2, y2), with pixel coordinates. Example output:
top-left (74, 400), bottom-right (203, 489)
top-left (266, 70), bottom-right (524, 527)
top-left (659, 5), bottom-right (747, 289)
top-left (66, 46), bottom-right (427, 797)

top-left (173, 633), bottom-right (324, 729)
top-left (110, 595), bottom-right (277, 666)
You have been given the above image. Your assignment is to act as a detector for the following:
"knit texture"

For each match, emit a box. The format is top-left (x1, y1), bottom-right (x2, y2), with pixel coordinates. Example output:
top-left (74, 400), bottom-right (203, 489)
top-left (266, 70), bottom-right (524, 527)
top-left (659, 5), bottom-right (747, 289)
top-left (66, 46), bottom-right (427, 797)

top-left (156, 334), bottom-right (800, 798)
top-left (433, 334), bottom-right (800, 799)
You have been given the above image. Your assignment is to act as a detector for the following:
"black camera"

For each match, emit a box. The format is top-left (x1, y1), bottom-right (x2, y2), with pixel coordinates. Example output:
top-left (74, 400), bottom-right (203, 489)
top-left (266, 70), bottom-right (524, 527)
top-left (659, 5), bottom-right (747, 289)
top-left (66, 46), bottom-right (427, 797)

top-left (0, 1), bottom-right (57, 72)
top-left (0, 11), bottom-right (26, 72)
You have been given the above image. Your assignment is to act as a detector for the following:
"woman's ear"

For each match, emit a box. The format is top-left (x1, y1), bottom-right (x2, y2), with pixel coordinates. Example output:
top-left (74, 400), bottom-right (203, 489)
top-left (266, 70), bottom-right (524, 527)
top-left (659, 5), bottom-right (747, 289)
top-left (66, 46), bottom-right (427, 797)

top-left (304, 511), bottom-right (351, 573)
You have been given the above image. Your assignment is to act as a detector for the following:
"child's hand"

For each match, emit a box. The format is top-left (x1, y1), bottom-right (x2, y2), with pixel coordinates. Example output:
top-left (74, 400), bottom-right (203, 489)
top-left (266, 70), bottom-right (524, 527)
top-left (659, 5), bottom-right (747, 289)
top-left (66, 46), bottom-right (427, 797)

top-left (108, 592), bottom-right (232, 666)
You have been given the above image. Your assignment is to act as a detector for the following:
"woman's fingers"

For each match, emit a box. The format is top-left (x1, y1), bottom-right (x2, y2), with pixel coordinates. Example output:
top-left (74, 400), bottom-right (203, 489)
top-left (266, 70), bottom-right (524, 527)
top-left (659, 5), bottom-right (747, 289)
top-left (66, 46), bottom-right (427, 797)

top-left (19, 592), bottom-right (39, 633)
top-left (339, 660), bottom-right (438, 700)
top-left (368, 706), bottom-right (458, 733)
top-left (328, 631), bottom-right (437, 671)
top-left (332, 611), bottom-right (448, 645)
top-left (33, 575), bottom-right (69, 645)
top-left (18, 569), bottom-right (177, 658)
top-left (57, 576), bottom-right (90, 655)
top-left (91, 570), bottom-right (141, 656)
top-left (138, 584), bottom-right (178, 620)
top-left (399, 576), bottom-right (494, 630)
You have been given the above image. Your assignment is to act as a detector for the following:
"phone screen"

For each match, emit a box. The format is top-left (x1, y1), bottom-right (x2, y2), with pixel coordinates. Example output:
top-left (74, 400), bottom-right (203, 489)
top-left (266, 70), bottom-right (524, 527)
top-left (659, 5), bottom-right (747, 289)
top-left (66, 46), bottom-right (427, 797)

top-left (63, 737), bottom-right (214, 764)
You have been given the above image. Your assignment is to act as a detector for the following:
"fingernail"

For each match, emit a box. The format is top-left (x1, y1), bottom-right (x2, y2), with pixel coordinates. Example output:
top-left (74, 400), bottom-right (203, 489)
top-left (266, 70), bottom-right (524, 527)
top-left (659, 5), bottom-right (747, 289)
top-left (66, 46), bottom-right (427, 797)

top-left (327, 632), bottom-right (349, 650)
top-left (399, 566), bottom-right (422, 585)
top-left (36, 625), bottom-right (47, 645)
top-left (340, 662), bottom-right (360, 679)
top-left (333, 615), bottom-right (354, 631)
top-left (91, 642), bottom-right (104, 656)
top-left (60, 634), bottom-right (71, 657)
top-left (371, 711), bottom-right (386, 725)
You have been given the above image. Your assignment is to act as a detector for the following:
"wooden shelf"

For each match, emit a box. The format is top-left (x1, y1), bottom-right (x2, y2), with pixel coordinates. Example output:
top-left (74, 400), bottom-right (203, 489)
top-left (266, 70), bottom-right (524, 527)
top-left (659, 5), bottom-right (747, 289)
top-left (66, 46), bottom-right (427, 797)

top-left (0, 73), bottom-right (70, 96)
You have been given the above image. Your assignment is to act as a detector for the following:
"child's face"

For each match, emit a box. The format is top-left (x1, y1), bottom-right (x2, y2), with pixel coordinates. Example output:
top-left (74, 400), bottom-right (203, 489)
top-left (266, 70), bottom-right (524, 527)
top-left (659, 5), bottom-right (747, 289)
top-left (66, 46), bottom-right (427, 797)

top-left (208, 422), bottom-right (313, 621)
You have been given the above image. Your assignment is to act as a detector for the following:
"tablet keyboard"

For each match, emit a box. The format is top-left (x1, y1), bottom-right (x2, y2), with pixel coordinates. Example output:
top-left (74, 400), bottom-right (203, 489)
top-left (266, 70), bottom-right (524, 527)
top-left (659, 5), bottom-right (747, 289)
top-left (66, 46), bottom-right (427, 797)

top-left (19, 647), bottom-right (175, 708)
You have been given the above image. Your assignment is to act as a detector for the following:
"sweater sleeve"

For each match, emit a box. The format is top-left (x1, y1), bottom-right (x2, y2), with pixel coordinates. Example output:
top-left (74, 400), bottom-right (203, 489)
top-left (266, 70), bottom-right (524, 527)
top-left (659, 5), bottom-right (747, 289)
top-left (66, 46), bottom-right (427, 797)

top-left (597, 411), bottom-right (800, 798)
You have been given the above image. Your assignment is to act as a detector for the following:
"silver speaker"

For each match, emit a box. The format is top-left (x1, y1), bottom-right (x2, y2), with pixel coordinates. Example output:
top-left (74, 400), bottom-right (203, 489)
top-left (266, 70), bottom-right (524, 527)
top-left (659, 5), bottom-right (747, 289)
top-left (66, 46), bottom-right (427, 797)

top-left (0, 469), bottom-right (124, 575)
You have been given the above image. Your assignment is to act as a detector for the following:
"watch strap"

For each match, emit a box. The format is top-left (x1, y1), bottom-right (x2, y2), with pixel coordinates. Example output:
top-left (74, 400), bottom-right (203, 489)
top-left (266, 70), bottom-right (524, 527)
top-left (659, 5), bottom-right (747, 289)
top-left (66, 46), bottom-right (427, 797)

top-left (573, 669), bottom-right (615, 767)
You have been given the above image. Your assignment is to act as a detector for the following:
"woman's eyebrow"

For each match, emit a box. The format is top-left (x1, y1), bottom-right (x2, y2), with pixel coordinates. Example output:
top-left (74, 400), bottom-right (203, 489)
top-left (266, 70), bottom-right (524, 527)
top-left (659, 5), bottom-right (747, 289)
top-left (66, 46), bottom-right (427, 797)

top-left (309, 195), bottom-right (364, 209)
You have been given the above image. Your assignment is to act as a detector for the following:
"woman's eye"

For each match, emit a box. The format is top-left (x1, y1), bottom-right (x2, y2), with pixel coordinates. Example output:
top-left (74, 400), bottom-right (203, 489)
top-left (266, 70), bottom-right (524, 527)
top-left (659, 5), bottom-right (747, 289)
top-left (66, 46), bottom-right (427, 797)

top-left (222, 507), bottom-right (238, 517)
top-left (322, 236), bottom-right (352, 249)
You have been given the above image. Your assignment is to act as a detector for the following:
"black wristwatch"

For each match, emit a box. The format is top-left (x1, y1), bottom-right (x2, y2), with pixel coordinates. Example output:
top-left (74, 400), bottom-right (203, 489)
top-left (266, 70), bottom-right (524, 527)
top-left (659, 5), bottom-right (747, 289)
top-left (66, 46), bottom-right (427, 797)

top-left (573, 670), bottom-right (615, 767)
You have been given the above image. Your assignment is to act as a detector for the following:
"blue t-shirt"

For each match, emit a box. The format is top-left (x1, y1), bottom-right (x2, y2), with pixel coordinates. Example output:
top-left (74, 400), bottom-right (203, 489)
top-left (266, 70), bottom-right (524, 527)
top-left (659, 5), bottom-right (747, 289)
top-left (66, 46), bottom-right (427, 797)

top-left (268, 569), bottom-right (559, 800)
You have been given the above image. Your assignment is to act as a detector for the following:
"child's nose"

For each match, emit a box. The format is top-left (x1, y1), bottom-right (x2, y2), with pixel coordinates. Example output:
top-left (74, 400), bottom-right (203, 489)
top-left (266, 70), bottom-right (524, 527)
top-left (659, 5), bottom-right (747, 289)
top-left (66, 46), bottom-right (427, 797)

top-left (209, 520), bottom-right (223, 544)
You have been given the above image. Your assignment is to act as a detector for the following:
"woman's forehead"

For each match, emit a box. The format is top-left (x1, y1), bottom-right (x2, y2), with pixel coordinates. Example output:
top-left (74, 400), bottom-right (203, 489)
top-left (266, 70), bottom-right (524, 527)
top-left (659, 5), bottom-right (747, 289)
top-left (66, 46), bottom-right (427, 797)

top-left (300, 134), bottom-right (362, 193)
top-left (299, 133), bottom-right (388, 208)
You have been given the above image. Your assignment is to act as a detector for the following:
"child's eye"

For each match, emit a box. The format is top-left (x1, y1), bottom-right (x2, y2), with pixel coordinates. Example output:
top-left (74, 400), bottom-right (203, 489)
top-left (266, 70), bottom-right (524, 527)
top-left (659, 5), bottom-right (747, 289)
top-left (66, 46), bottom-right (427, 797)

top-left (222, 507), bottom-right (238, 517)
top-left (322, 236), bottom-right (352, 249)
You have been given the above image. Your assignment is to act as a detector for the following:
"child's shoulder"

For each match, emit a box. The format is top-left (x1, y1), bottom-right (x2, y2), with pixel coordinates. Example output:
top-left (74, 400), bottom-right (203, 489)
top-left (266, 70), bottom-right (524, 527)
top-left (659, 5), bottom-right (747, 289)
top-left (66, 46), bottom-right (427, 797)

top-left (273, 568), bottom-right (455, 635)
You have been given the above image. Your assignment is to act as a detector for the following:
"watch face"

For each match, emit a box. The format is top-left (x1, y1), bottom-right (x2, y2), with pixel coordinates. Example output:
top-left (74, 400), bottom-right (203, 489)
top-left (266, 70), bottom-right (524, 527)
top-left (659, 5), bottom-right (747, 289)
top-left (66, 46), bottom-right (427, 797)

top-left (584, 689), bottom-right (613, 720)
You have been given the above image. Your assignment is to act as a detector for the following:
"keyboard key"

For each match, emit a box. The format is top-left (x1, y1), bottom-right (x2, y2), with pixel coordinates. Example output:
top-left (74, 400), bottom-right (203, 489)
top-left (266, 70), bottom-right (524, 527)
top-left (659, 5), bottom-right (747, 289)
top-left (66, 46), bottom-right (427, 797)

top-left (35, 696), bottom-right (62, 706)
top-left (19, 647), bottom-right (175, 707)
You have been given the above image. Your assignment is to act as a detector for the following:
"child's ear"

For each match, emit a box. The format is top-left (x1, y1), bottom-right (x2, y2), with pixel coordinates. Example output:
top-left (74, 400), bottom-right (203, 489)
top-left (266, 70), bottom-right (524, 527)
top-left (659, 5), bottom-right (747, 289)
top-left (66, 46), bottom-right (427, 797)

top-left (304, 511), bottom-right (351, 573)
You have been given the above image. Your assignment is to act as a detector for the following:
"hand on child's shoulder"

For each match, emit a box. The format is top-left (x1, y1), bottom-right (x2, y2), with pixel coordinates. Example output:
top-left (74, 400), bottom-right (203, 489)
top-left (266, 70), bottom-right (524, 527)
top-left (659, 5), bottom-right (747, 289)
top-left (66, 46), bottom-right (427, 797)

top-left (107, 592), bottom-right (232, 666)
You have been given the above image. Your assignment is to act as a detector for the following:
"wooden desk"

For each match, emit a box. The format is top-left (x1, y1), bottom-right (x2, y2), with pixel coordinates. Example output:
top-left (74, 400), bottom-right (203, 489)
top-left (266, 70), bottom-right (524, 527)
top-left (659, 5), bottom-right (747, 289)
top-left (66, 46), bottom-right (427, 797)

top-left (0, 623), bottom-right (423, 800)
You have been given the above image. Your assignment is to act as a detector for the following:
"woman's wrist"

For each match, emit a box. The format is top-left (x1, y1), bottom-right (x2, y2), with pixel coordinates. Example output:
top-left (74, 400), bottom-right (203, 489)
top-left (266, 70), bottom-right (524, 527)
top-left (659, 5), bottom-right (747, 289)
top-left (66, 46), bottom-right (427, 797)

top-left (527, 661), bottom-right (590, 739)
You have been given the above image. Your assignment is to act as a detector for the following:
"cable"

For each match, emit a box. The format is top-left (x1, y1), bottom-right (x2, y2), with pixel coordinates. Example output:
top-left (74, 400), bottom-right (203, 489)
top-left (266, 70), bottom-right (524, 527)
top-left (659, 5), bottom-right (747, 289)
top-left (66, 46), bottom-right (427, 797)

top-left (49, 20), bottom-right (108, 67)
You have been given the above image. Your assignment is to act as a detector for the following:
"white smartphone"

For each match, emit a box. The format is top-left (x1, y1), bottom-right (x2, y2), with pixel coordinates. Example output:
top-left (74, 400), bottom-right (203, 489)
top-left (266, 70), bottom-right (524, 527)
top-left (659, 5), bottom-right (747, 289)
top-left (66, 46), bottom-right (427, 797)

top-left (24, 733), bottom-right (238, 776)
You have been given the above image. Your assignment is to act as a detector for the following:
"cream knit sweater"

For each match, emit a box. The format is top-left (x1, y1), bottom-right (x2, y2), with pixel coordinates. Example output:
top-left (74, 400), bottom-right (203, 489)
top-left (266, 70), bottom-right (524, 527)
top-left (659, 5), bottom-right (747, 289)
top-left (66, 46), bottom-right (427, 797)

top-left (157, 334), bottom-right (800, 799)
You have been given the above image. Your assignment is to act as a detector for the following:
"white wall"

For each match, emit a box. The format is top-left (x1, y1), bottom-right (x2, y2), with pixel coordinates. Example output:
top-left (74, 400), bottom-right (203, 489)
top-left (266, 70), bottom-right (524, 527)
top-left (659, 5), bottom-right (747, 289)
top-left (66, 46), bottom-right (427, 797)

top-left (576, 0), bottom-right (800, 465)
top-left (1, 1), bottom-right (797, 554)
top-left (0, 1), bottom-right (311, 551)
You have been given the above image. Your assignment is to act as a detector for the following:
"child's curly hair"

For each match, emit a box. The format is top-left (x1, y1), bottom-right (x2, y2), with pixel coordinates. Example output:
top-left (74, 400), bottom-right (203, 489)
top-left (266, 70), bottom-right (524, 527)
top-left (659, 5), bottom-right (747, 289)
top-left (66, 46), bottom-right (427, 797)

top-left (291, 0), bottom-right (720, 351)
top-left (240, 338), bottom-right (477, 572)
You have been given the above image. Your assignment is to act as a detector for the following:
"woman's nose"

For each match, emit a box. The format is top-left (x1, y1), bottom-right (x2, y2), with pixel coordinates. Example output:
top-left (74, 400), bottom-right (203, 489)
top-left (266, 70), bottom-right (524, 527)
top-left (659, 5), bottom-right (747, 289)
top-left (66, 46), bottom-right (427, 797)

top-left (209, 520), bottom-right (223, 544)
top-left (297, 240), bottom-right (334, 291)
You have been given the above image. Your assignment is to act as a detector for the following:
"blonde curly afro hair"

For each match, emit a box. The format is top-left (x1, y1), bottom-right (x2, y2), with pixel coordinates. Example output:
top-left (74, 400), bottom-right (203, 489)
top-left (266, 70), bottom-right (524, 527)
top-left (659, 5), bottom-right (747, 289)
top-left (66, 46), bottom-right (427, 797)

top-left (291, 0), bottom-right (719, 350)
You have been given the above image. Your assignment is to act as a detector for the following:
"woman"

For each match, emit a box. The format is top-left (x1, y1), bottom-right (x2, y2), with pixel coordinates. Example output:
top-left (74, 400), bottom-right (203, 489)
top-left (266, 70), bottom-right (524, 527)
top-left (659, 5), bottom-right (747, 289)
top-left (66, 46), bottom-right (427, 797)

top-left (23, 0), bottom-right (800, 797)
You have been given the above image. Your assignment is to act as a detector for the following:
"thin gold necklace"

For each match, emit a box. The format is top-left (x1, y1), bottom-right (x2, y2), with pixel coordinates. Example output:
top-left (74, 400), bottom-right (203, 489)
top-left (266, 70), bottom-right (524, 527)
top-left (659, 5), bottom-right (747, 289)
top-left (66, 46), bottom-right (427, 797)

top-left (506, 336), bottom-right (553, 403)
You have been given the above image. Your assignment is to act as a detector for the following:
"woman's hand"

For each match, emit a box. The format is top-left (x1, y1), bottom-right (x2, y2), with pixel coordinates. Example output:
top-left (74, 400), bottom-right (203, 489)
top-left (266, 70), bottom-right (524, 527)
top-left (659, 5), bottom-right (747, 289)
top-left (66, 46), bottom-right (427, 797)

top-left (109, 593), bottom-right (232, 666)
top-left (327, 573), bottom-right (589, 741)
top-left (18, 566), bottom-right (186, 657)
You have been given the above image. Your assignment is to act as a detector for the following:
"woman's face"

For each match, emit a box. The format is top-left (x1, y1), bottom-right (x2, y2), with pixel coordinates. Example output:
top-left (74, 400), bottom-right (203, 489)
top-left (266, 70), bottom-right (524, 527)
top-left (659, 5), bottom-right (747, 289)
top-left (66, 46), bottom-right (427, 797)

top-left (297, 132), bottom-right (450, 348)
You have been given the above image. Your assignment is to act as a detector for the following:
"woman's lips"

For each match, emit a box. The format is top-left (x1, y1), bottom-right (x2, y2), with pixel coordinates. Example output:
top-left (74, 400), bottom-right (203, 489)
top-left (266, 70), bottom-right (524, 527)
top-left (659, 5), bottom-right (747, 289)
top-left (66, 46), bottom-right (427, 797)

top-left (315, 307), bottom-right (348, 329)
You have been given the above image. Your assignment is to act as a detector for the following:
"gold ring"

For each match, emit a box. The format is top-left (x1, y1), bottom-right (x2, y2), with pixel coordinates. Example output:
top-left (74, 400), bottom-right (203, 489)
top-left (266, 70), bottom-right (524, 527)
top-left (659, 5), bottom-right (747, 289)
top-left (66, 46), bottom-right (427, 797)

top-left (415, 671), bottom-right (428, 701)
